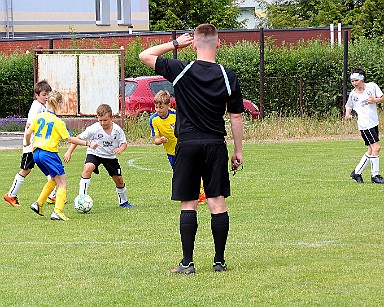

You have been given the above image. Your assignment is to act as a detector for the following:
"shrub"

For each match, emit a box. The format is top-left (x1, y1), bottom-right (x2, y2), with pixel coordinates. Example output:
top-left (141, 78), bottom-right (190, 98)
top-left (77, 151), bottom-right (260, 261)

top-left (1, 35), bottom-right (384, 119)
top-left (0, 115), bottom-right (26, 131)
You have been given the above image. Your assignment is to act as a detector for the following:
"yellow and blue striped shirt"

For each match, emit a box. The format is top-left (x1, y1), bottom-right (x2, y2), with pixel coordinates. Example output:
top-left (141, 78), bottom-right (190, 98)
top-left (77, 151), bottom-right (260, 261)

top-left (149, 109), bottom-right (177, 155)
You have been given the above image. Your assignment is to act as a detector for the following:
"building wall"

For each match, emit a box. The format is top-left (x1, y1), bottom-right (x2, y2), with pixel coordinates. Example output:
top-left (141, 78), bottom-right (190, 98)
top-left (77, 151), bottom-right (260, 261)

top-left (238, 0), bottom-right (270, 29)
top-left (0, 0), bottom-right (149, 35)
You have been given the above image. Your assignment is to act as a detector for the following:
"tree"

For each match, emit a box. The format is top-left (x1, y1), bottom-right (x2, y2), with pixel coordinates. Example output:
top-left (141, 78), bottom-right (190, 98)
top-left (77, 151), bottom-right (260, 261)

top-left (256, 0), bottom-right (384, 40)
top-left (343, 0), bottom-right (384, 39)
top-left (149, 0), bottom-right (245, 31)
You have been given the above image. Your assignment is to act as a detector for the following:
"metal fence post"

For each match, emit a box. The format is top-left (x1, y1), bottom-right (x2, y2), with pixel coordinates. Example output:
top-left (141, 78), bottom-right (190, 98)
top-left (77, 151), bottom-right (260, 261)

top-left (259, 28), bottom-right (265, 119)
top-left (343, 30), bottom-right (349, 115)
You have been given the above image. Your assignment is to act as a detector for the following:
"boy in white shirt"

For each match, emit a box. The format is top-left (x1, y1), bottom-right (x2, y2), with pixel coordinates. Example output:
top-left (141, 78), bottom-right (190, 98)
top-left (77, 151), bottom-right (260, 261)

top-left (64, 104), bottom-right (132, 208)
top-left (345, 68), bottom-right (384, 183)
top-left (4, 80), bottom-right (56, 206)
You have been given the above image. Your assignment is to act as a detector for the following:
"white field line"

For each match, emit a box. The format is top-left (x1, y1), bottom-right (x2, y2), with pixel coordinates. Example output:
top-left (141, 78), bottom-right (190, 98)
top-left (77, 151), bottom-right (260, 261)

top-left (0, 240), bottom-right (377, 248)
top-left (127, 158), bottom-right (171, 173)
top-left (127, 157), bottom-right (346, 182)
top-left (248, 177), bottom-right (346, 182)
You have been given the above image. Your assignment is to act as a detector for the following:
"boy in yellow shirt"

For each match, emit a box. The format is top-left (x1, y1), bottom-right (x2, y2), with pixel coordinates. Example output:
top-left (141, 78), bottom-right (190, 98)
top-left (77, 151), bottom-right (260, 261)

top-left (149, 90), bottom-right (206, 203)
top-left (26, 91), bottom-right (97, 221)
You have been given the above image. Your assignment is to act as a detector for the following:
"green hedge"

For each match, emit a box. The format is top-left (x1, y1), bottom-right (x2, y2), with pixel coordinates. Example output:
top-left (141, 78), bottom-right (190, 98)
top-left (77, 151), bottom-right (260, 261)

top-left (1, 37), bottom-right (383, 118)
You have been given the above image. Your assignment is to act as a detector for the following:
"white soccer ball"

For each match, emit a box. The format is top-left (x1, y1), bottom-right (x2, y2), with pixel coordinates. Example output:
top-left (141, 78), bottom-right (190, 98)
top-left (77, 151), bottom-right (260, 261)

top-left (74, 194), bottom-right (93, 213)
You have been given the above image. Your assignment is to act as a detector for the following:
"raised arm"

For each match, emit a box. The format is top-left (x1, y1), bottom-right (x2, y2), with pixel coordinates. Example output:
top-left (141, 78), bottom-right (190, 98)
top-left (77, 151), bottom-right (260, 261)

top-left (139, 33), bottom-right (193, 69)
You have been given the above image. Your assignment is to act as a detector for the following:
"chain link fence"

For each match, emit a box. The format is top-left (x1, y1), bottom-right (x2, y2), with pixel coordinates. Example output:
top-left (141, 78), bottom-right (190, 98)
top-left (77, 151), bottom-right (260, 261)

top-left (239, 76), bottom-right (344, 118)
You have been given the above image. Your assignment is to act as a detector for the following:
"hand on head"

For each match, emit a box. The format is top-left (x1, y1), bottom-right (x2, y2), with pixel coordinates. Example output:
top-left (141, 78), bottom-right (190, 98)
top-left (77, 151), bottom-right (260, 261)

top-left (177, 33), bottom-right (194, 49)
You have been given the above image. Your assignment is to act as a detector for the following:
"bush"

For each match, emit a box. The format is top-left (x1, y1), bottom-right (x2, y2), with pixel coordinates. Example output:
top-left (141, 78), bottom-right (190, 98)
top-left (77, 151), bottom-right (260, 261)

top-left (0, 115), bottom-right (26, 131)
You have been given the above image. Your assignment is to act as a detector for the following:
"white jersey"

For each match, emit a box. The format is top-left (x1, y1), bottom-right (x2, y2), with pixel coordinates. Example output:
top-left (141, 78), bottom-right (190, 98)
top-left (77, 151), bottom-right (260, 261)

top-left (79, 122), bottom-right (127, 159)
top-left (346, 82), bottom-right (383, 130)
top-left (23, 100), bottom-right (46, 153)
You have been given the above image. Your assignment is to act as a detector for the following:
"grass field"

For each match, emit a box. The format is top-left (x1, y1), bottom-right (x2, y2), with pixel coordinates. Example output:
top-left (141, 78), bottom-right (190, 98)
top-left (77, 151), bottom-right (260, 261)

top-left (1, 139), bottom-right (384, 306)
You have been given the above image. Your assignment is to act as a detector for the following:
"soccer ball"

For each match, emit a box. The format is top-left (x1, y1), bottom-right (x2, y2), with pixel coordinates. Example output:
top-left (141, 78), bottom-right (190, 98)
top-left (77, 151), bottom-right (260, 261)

top-left (74, 194), bottom-right (93, 213)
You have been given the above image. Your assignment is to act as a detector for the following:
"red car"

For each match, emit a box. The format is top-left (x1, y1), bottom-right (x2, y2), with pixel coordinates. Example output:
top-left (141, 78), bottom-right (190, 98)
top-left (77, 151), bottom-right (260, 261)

top-left (121, 76), bottom-right (259, 119)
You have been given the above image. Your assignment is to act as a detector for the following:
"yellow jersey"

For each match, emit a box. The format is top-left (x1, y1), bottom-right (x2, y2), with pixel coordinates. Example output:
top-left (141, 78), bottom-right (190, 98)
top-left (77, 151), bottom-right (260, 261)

top-left (29, 111), bottom-right (71, 153)
top-left (149, 109), bottom-right (177, 155)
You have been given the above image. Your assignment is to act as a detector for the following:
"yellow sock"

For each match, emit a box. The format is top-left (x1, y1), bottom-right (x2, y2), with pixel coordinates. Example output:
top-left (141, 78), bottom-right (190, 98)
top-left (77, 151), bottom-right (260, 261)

top-left (200, 179), bottom-right (205, 195)
top-left (37, 180), bottom-right (56, 205)
top-left (54, 188), bottom-right (67, 213)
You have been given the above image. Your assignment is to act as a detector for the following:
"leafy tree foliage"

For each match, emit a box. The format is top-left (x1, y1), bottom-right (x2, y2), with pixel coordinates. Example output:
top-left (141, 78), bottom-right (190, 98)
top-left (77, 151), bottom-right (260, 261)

top-left (256, 0), bottom-right (384, 39)
top-left (149, 0), bottom-right (245, 30)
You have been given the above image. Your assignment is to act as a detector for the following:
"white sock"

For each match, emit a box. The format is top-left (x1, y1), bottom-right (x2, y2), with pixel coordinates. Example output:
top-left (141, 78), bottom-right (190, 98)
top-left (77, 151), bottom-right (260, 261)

top-left (116, 185), bottom-right (128, 205)
top-left (355, 153), bottom-right (370, 174)
top-left (8, 173), bottom-right (25, 197)
top-left (370, 155), bottom-right (380, 176)
top-left (48, 188), bottom-right (56, 199)
top-left (79, 178), bottom-right (91, 195)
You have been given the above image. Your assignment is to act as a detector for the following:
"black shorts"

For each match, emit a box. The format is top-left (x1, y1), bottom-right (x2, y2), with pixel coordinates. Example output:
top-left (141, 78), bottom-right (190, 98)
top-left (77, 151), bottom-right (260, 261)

top-left (20, 152), bottom-right (35, 170)
top-left (171, 138), bottom-right (230, 201)
top-left (85, 154), bottom-right (122, 177)
top-left (361, 126), bottom-right (380, 146)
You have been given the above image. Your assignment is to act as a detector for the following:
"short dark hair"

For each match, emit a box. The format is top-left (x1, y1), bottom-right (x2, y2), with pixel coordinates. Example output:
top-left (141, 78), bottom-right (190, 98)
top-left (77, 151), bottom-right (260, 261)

top-left (194, 24), bottom-right (218, 48)
top-left (34, 79), bottom-right (52, 94)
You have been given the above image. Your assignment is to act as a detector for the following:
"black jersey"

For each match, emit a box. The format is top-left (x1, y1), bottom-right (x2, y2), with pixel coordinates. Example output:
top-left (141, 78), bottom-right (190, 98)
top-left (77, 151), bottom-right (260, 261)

top-left (155, 57), bottom-right (244, 140)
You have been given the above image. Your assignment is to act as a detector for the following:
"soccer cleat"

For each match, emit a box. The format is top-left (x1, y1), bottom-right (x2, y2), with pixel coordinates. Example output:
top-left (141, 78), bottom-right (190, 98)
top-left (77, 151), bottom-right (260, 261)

top-left (213, 261), bottom-right (228, 272)
top-left (170, 261), bottom-right (196, 274)
top-left (198, 192), bottom-right (206, 204)
top-left (46, 196), bottom-right (56, 205)
top-left (4, 193), bottom-right (20, 207)
top-left (371, 174), bottom-right (384, 184)
top-left (50, 211), bottom-right (69, 221)
top-left (119, 201), bottom-right (134, 208)
top-left (30, 202), bottom-right (44, 216)
top-left (350, 170), bottom-right (363, 183)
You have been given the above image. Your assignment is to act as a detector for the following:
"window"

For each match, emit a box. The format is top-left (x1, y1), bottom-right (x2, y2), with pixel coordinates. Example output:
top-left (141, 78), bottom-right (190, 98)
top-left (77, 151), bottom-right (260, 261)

top-left (123, 81), bottom-right (138, 96)
top-left (149, 81), bottom-right (175, 98)
top-left (117, 0), bottom-right (131, 25)
top-left (95, 0), bottom-right (110, 25)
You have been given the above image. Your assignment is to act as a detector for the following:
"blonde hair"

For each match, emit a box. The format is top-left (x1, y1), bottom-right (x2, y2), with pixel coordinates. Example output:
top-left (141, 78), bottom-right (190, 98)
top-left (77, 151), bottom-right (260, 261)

top-left (154, 90), bottom-right (171, 105)
top-left (47, 90), bottom-right (63, 114)
top-left (96, 103), bottom-right (112, 117)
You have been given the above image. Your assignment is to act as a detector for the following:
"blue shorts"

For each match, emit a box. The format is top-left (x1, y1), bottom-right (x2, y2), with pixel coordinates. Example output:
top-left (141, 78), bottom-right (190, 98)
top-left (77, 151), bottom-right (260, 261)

top-left (167, 154), bottom-right (175, 169)
top-left (33, 148), bottom-right (65, 178)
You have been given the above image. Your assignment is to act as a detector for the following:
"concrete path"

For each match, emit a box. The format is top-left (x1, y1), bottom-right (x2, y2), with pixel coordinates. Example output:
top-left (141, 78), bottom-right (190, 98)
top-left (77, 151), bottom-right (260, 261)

top-left (0, 132), bottom-right (23, 150)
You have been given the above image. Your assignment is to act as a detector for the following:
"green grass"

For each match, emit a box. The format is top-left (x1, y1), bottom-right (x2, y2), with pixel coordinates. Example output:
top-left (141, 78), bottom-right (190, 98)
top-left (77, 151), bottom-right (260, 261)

top-left (1, 140), bottom-right (384, 306)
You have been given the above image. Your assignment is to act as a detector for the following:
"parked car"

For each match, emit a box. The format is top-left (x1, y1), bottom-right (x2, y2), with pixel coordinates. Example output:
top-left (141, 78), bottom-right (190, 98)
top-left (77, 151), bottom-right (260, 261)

top-left (120, 76), bottom-right (259, 119)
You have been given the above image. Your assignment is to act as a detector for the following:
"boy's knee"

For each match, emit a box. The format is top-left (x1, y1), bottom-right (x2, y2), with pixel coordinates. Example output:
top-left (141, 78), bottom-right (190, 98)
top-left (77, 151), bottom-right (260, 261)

top-left (113, 176), bottom-right (124, 187)
top-left (19, 169), bottom-right (31, 177)
top-left (83, 163), bottom-right (95, 174)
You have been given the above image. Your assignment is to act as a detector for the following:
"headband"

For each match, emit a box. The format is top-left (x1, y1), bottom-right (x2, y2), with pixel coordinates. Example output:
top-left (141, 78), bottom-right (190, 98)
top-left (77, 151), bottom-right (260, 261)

top-left (350, 73), bottom-right (365, 81)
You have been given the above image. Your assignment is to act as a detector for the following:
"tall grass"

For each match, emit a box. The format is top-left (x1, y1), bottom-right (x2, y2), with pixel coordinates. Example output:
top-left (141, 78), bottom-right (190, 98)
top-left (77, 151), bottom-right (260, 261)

top-left (240, 115), bottom-right (358, 142)
top-left (122, 113), bottom-right (367, 144)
